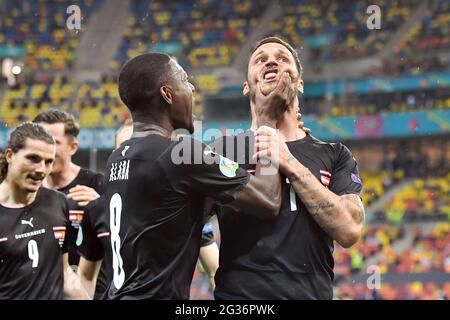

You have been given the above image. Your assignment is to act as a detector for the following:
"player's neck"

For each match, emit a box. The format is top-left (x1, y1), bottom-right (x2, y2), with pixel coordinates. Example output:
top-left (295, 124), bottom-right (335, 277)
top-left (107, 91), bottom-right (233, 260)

top-left (276, 108), bottom-right (306, 142)
top-left (132, 119), bottom-right (172, 139)
top-left (250, 103), bottom-right (306, 142)
top-left (0, 180), bottom-right (37, 208)
top-left (45, 162), bottom-right (80, 190)
top-left (250, 103), bottom-right (258, 131)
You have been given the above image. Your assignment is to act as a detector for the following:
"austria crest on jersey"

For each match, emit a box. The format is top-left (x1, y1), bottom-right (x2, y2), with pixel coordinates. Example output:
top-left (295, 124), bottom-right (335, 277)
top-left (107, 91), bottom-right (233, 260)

top-left (69, 210), bottom-right (84, 228)
top-left (53, 226), bottom-right (66, 247)
top-left (320, 170), bottom-right (332, 187)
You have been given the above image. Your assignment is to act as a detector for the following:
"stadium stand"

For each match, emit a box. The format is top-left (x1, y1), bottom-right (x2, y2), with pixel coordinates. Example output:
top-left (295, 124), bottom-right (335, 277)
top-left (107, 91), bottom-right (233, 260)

top-left (334, 223), bottom-right (450, 299)
top-left (0, 0), bottom-right (103, 71)
top-left (333, 225), bottom-right (406, 280)
top-left (395, 0), bottom-right (449, 55)
top-left (111, 0), bottom-right (270, 70)
top-left (269, 0), bottom-right (420, 62)
top-left (375, 175), bottom-right (450, 222)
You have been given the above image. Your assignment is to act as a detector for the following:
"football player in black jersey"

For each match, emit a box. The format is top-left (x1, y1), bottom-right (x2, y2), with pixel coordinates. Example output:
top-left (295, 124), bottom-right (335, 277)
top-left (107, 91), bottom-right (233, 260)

top-left (212, 37), bottom-right (365, 300)
top-left (0, 122), bottom-right (88, 299)
top-left (33, 110), bottom-right (103, 267)
top-left (75, 119), bottom-right (134, 299)
top-left (77, 119), bottom-right (221, 299)
top-left (101, 52), bottom-right (293, 299)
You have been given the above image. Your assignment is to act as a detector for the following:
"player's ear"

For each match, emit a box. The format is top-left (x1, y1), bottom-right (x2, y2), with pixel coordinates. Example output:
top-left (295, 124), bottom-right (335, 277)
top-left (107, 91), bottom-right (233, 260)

top-left (5, 148), bottom-right (13, 164)
top-left (160, 85), bottom-right (173, 105)
top-left (68, 138), bottom-right (78, 156)
top-left (243, 81), bottom-right (250, 96)
top-left (297, 79), bottom-right (304, 94)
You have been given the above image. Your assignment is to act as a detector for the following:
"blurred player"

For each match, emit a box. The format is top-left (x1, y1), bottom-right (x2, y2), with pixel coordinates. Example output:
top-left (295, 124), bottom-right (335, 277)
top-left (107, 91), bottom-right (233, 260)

top-left (33, 110), bottom-right (103, 268)
top-left (102, 52), bottom-right (289, 299)
top-left (0, 122), bottom-right (88, 299)
top-left (212, 37), bottom-right (365, 300)
top-left (76, 119), bottom-right (133, 299)
top-left (197, 219), bottom-right (219, 290)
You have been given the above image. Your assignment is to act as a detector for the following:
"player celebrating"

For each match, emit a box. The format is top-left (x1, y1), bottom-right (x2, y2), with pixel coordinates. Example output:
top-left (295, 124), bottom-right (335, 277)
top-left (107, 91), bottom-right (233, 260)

top-left (102, 52), bottom-right (289, 299)
top-left (33, 110), bottom-right (104, 268)
top-left (212, 37), bottom-right (365, 300)
top-left (77, 118), bottom-right (221, 299)
top-left (0, 122), bottom-right (88, 299)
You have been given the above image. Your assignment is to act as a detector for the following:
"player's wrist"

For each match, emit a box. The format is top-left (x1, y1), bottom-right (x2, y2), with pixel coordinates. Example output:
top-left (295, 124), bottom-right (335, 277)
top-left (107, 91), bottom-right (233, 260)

top-left (280, 153), bottom-right (295, 174)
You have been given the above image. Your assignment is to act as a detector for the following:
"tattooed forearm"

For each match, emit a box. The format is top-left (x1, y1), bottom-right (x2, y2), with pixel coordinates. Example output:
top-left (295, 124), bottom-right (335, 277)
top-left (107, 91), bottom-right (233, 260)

top-left (282, 154), bottom-right (364, 247)
top-left (295, 188), bottom-right (319, 197)
top-left (351, 206), bottom-right (364, 224)
top-left (303, 201), bottom-right (335, 216)
top-left (344, 194), bottom-right (365, 224)
top-left (288, 169), bottom-right (313, 183)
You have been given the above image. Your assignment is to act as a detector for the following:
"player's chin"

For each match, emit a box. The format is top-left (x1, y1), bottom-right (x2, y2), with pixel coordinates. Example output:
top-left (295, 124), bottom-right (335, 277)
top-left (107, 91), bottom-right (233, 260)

top-left (184, 114), bottom-right (195, 134)
top-left (24, 183), bottom-right (41, 193)
top-left (50, 164), bottom-right (61, 174)
top-left (187, 122), bottom-right (195, 134)
top-left (260, 82), bottom-right (277, 95)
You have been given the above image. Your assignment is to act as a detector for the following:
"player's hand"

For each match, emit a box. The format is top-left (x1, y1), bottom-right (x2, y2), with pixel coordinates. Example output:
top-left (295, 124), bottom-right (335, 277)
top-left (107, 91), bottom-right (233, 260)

top-left (67, 185), bottom-right (100, 207)
top-left (297, 111), bottom-right (311, 134)
top-left (254, 72), bottom-right (296, 124)
top-left (253, 126), bottom-right (294, 173)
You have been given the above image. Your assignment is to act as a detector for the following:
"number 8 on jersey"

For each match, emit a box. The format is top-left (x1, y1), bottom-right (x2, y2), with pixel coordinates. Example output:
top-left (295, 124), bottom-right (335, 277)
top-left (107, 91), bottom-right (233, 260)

top-left (110, 193), bottom-right (125, 289)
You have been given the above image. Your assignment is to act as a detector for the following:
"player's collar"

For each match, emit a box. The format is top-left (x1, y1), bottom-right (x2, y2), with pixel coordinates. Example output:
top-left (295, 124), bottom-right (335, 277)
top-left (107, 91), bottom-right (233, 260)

top-left (132, 122), bottom-right (170, 138)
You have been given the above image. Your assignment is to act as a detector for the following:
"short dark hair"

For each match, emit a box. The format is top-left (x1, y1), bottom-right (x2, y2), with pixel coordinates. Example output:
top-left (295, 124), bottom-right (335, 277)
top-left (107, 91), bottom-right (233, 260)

top-left (0, 122), bottom-right (55, 181)
top-left (249, 36), bottom-right (303, 78)
top-left (118, 52), bottom-right (172, 113)
top-left (33, 109), bottom-right (80, 139)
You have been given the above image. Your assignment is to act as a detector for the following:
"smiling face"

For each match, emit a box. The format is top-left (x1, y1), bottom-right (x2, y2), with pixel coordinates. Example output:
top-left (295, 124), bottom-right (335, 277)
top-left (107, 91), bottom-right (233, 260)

top-left (6, 138), bottom-right (55, 193)
top-left (38, 122), bottom-right (77, 174)
top-left (244, 41), bottom-right (304, 98)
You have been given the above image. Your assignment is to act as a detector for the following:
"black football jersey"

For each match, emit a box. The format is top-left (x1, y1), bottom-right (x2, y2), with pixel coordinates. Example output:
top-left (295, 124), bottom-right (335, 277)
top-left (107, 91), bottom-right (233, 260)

top-left (76, 196), bottom-right (111, 300)
top-left (102, 134), bottom-right (250, 300)
top-left (78, 197), bottom-right (215, 300)
top-left (0, 188), bottom-right (69, 299)
top-left (57, 168), bottom-right (103, 266)
top-left (211, 131), bottom-right (363, 300)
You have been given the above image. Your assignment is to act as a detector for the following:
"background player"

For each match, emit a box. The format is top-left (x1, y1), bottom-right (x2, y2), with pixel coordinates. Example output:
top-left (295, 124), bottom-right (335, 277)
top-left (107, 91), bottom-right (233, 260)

top-left (33, 109), bottom-right (104, 268)
top-left (76, 119), bottom-right (133, 299)
top-left (0, 122), bottom-right (88, 299)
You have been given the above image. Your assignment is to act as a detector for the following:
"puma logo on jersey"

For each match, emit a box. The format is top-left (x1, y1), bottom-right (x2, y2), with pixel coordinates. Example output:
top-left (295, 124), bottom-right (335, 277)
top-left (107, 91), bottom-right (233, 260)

top-left (21, 217), bottom-right (34, 228)
top-left (121, 146), bottom-right (130, 157)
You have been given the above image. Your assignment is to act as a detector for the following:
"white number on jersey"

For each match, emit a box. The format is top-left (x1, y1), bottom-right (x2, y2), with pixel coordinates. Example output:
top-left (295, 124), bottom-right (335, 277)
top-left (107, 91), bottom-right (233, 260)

top-left (110, 193), bottom-right (125, 289)
top-left (27, 239), bottom-right (39, 268)
top-left (286, 178), bottom-right (297, 211)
